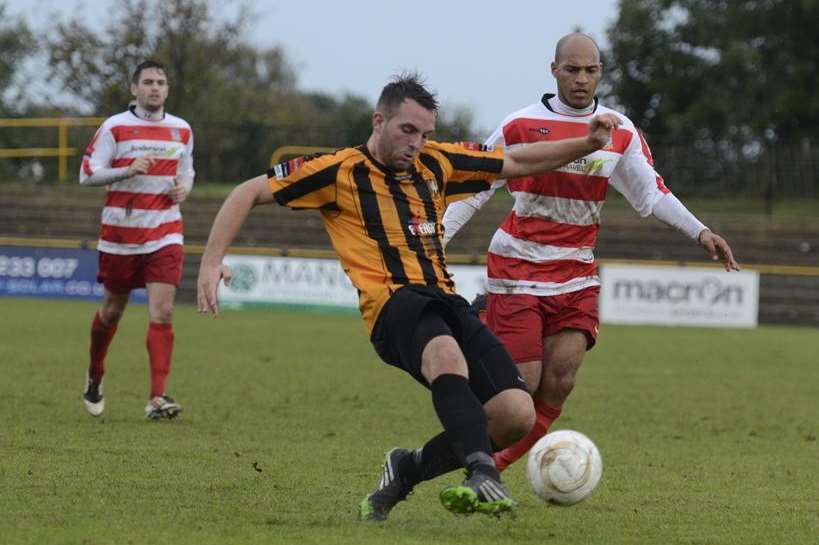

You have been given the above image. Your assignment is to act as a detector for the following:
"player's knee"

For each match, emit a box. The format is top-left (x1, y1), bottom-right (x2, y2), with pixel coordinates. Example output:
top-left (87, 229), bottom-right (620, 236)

top-left (150, 300), bottom-right (175, 323)
top-left (421, 336), bottom-right (467, 381)
top-left (507, 391), bottom-right (536, 441)
top-left (100, 302), bottom-right (126, 324)
top-left (102, 307), bottom-right (124, 324)
top-left (487, 389), bottom-right (534, 445)
top-left (544, 360), bottom-right (580, 400)
top-left (553, 374), bottom-right (576, 399)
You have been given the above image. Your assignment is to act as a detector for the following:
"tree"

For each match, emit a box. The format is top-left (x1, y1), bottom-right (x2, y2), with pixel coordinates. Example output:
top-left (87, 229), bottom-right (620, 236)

top-left (0, 2), bottom-right (36, 116)
top-left (602, 0), bottom-right (819, 200)
top-left (603, 0), bottom-right (819, 143)
top-left (42, 0), bottom-right (478, 181)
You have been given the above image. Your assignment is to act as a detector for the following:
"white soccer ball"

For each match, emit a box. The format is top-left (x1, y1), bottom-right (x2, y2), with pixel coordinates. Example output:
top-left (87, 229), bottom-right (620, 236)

top-left (526, 429), bottom-right (603, 505)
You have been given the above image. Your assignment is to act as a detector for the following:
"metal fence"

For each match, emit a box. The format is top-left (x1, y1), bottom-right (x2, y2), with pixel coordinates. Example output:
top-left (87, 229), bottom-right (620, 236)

top-left (1, 118), bottom-right (817, 205)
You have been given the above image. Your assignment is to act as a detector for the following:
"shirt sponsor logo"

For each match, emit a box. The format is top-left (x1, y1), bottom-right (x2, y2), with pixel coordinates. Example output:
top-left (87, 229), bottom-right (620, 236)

top-left (564, 157), bottom-right (609, 175)
top-left (458, 142), bottom-right (495, 152)
top-left (528, 127), bottom-right (551, 136)
top-left (129, 144), bottom-right (171, 155)
top-left (408, 215), bottom-right (438, 237)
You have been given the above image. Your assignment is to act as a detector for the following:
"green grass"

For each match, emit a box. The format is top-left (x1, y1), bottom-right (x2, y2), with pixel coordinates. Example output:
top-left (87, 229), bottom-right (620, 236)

top-left (1, 297), bottom-right (817, 545)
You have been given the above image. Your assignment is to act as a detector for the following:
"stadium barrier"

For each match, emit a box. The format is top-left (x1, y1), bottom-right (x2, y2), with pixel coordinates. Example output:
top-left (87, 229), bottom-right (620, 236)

top-left (2, 237), bottom-right (818, 327)
top-left (0, 117), bottom-right (104, 182)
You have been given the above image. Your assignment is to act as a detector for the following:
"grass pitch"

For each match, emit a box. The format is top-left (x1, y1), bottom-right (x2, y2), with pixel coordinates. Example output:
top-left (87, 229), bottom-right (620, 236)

top-left (1, 297), bottom-right (817, 545)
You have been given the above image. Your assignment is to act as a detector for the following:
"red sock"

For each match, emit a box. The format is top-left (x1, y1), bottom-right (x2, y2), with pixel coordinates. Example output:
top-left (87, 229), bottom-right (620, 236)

top-left (146, 322), bottom-right (174, 398)
top-left (89, 311), bottom-right (118, 383)
top-left (494, 399), bottom-right (562, 471)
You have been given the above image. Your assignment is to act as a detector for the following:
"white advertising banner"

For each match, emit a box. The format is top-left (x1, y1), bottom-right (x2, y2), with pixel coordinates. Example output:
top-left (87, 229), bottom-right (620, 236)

top-left (220, 255), bottom-right (358, 310)
top-left (599, 264), bottom-right (759, 328)
top-left (219, 254), bottom-right (489, 311)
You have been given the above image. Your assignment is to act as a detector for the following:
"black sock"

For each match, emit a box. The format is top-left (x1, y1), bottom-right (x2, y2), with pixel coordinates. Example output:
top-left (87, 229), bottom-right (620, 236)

top-left (406, 432), bottom-right (460, 484)
top-left (430, 373), bottom-right (494, 470)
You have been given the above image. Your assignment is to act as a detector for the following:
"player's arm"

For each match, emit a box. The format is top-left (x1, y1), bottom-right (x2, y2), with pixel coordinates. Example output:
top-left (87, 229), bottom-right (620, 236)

top-left (170, 131), bottom-right (195, 203)
top-left (612, 129), bottom-right (739, 272)
top-left (442, 186), bottom-right (498, 246)
top-left (499, 113), bottom-right (620, 179)
top-left (652, 194), bottom-right (739, 271)
top-left (197, 175), bottom-right (275, 316)
top-left (79, 125), bottom-right (156, 186)
top-left (442, 125), bottom-right (507, 246)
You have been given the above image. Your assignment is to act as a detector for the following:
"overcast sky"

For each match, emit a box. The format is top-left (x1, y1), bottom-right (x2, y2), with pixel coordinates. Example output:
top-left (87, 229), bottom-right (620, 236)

top-left (8, 0), bottom-right (620, 134)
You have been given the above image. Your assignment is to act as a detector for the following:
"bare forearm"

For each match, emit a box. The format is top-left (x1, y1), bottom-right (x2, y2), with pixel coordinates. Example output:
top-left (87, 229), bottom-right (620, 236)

top-left (201, 178), bottom-right (264, 266)
top-left (502, 137), bottom-right (598, 178)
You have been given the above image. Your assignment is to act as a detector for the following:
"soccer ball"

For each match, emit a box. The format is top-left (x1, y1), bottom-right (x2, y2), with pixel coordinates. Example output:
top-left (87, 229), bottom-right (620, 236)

top-left (526, 429), bottom-right (603, 505)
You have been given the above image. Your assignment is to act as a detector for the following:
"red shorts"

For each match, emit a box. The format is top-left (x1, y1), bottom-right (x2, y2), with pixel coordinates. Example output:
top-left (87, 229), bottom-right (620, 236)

top-left (97, 244), bottom-right (184, 294)
top-left (486, 287), bottom-right (600, 364)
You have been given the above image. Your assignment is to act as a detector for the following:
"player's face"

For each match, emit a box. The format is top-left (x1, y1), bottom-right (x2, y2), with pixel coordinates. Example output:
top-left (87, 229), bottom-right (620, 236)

top-left (130, 68), bottom-right (169, 112)
top-left (551, 41), bottom-right (602, 109)
top-left (373, 99), bottom-right (435, 171)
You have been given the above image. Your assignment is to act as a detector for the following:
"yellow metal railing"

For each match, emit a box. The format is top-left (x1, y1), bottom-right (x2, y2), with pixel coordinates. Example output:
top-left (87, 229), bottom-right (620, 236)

top-left (1, 236), bottom-right (819, 277)
top-left (0, 117), bottom-right (104, 182)
top-left (270, 145), bottom-right (335, 166)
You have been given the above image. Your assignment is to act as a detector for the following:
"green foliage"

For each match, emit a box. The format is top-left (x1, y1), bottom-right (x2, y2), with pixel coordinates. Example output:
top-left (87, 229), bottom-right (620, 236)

top-left (38, 0), bottom-right (480, 181)
top-left (2, 298), bottom-right (818, 544)
top-left (604, 0), bottom-right (819, 143)
top-left (602, 0), bottom-right (819, 199)
top-left (0, 5), bottom-right (35, 114)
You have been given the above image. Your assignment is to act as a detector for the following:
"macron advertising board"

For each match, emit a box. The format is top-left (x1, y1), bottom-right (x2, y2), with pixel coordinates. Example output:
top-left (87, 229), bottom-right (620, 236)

top-left (599, 264), bottom-right (759, 328)
top-left (219, 254), bottom-right (487, 311)
top-left (219, 256), bottom-right (760, 329)
top-left (0, 246), bottom-right (146, 303)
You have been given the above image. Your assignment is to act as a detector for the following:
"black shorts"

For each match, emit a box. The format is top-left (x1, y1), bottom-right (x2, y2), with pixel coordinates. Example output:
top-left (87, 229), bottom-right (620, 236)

top-left (370, 285), bottom-right (526, 404)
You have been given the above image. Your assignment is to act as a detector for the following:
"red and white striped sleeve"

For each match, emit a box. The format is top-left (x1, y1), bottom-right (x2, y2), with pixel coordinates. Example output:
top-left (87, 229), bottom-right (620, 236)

top-left (441, 122), bottom-right (508, 246)
top-left (79, 120), bottom-right (130, 187)
top-left (608, 123), bottom-right (669, 217)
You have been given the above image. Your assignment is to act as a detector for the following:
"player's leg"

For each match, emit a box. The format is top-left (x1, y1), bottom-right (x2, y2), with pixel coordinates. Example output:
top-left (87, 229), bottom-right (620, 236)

top-left (438, 303), bottom-right (534, 517)
top-left (535, 286), bottom-right (600, 414)
top-left (143, 244), bottom-right (184, 420)
top-left (482, 293), bottom-right (548, 470)
top-left (84, 289), bottom-right (130, 416)
top-left (143, 282), bottom-right (181, 419)
top-left (361, 290), bottom-right (524, 520)
top-left (494, 287), bottom-right (600, 469)
top-left (84, 250), bottom-right (135, 416)
top-left (362, 307), bottom-right (493, 521)
top-left (537, 329), bottom-right (589, 407)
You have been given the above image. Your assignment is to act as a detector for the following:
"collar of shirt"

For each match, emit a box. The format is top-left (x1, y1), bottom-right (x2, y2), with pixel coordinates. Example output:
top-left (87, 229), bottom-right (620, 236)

top-left (129, 104), bottom-right (165, 121)
top-left (543, 93), bottom-right (597, 116)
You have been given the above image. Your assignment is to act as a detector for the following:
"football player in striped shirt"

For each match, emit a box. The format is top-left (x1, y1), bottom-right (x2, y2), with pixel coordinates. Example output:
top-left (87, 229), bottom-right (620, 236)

top-left (80, 60), bottom-right (194, 421)
top-left (443, 33), bottom-right (739, 472)
top-left (197, 73), bottom-right (619, 519)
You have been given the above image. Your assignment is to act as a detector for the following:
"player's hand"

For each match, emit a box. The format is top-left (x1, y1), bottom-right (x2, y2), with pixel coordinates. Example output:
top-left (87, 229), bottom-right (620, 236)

top-left (197, 263), bottom-right (232, 317)
top-left (586, 113), bottom-right (621, 150)
top-left (127, 156), bottom-right (155, 177)
top-left (169, 178), bottom-right (188, 203)
top-left (698, 230), bottom-right (740, 271)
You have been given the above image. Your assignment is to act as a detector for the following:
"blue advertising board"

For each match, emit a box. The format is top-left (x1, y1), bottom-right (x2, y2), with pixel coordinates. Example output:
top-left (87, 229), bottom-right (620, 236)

top-left (0, 246), bottom-right (146, 303)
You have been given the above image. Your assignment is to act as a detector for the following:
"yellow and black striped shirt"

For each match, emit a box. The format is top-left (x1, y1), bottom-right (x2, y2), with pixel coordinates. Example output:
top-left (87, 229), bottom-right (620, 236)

top-left (268, 141), bottom-right (504, 334)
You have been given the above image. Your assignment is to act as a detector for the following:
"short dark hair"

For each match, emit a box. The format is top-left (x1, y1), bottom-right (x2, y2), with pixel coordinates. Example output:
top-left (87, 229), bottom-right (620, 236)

top-left (132, 60), bottom-right (167, 84)
top-left (376, 72), bottom-right (438, 118)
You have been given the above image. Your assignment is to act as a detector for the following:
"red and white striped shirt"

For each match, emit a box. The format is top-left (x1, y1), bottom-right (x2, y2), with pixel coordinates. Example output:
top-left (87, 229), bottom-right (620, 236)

top-left (80, 107), bottom-right (194, 255)
top-left (444, 95), bottom-right (674, 297)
